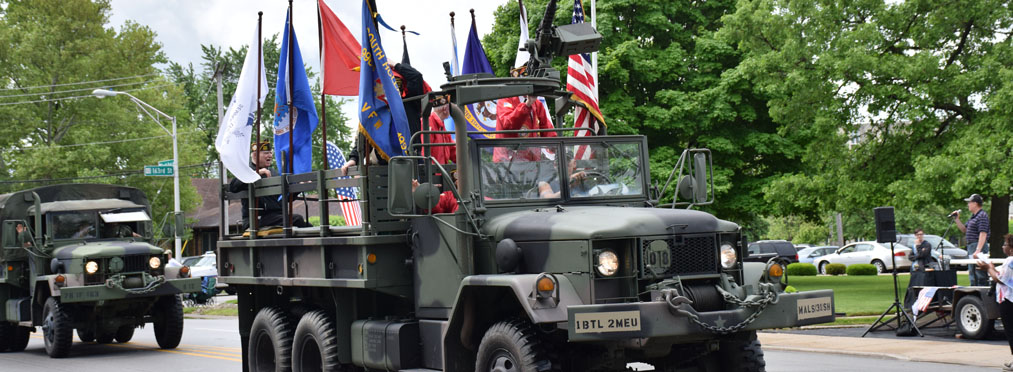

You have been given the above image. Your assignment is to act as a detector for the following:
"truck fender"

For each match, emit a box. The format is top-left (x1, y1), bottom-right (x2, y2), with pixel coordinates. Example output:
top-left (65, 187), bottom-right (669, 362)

top-left (953, 288), bottom-right (1000, 320)
top-left (442, 274), bottom-right (583, 372)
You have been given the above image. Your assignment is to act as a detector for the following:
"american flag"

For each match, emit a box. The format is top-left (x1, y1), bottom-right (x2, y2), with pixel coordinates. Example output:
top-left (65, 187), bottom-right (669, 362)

top-left (911, 287), bottom-right (938, 316)
top-left (326, 141), bottom-right (362, 226)
top-left (566, 0), bottom-right (605, 160)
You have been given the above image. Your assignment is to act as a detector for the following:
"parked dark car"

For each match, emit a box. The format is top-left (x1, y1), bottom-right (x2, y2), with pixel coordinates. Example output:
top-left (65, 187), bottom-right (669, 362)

top-left (746, 240), bottom-right (799, 268)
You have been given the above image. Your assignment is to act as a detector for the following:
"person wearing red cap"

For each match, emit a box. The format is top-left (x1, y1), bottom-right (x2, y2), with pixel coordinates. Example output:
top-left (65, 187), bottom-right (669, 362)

top-left (953, 193), bottom-right (990, 286)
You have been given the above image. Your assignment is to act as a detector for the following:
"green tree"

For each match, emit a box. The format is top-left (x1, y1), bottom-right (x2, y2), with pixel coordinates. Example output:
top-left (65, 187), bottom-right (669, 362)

top-left (722, 0), bottom-right (1013, 236)
top-left (482, 0), bottom-right (804, 229)
top-left (0, 0), bottom-right (202, 226)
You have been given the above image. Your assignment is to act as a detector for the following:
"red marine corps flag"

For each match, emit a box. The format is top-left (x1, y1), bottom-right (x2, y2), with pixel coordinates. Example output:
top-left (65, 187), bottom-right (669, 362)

top-left (566, 0), bottom-right (605, 160)
top-left (318, 0), bottom-right (361, 96)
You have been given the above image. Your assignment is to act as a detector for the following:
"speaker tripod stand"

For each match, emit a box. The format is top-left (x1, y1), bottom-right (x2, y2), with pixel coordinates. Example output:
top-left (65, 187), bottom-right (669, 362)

top-left (862, 241), bottom-right (923, 337)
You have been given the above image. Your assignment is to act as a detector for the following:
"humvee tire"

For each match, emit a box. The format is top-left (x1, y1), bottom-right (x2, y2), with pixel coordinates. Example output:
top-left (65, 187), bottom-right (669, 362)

top-left (475, 319), bottom-right (552, 372)
top-left (292, 310), bottom-right (341, 372)
top-left (77, 329), bottom-right (95, 343)
top-left (153, 295), bottom-right (184, 349)
top-left (248, 307), bottom-right (292, 372)
top-left (115, 326), bottom-right (135, 343)
top-left (719, 331), bottom-right (766, 372)
top-left (42, 297), bottom-right (73, 358)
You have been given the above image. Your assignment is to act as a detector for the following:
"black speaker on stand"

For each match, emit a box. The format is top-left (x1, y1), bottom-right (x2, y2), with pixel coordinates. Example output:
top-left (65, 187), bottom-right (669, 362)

top-left (862, 206), bottom-right (923, 337)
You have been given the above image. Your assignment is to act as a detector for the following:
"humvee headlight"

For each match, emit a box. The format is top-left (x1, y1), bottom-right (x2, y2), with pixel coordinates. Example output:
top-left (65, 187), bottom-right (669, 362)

top-left (85, 260), bottom-right (99, 274)
top-left (148, 256), bottom-right (162, 270)
top-left (596, 250), bottom-right (619, 276)
top-left (720, 244), bottom-right (737, 269)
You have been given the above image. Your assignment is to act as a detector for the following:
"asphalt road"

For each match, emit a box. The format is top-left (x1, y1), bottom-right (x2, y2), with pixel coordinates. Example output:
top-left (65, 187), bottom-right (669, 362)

top-left (0, 318), bottom-right (1000, 371)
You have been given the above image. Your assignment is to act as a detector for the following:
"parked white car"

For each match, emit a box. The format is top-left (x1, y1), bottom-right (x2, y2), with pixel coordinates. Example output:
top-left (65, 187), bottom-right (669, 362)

top-left (814, 241), bottom-right (913, 274)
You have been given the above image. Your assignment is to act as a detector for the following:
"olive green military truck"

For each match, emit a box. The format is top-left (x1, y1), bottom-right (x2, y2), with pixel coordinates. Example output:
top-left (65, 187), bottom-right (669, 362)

top-left (218, 3), bottom-right (833, 371)
top-left (0, 184), bottom-right (201, 357)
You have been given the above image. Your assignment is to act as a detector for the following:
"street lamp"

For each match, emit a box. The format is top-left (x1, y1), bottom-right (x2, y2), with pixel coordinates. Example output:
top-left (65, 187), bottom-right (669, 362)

top-left (92, 88), bottom-right (181, 260)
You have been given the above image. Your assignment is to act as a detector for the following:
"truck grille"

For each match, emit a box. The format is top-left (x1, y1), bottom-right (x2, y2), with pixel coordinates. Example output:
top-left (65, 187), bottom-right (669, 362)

top-left (641, 235), bottom-right (718, 277)
top-left (122, 255), bottom-right (148, 273)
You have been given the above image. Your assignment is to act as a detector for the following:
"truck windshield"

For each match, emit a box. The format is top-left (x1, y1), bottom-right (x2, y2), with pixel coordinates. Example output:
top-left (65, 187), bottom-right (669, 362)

top-left (52, 209), bottom-right (147, 240)
top-left (52, 211), bottom-right (98, 240)
top-left (477, 139), bottom-right (646, 202)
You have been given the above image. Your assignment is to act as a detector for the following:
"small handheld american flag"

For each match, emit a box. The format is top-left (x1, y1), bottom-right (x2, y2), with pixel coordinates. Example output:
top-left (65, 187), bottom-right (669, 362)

top-left (326, 142), bottom-right (362, 226)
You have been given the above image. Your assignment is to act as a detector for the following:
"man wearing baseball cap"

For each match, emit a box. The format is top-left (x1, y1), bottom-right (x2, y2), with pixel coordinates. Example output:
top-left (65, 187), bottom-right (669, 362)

top-left (953, 193), bottom-right (990, 286)
top-left (228, 141), bottom-right (312, 231)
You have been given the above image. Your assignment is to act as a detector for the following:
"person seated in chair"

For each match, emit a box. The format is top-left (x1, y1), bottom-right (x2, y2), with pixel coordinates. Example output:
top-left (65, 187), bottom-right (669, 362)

top-left (229, 141), bottom-right (312, 230)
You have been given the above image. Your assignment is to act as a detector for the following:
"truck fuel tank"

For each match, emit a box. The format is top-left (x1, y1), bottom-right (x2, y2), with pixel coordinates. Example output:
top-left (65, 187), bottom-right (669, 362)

top-left (350, 319), bottom-right (420, 370)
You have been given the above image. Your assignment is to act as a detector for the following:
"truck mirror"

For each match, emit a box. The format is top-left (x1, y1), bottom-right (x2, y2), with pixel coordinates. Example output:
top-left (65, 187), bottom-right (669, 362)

top-left (413, 182), bottom-right (441, 210)
top-left (676, 175), bottom-right (695, 201)
top-left (388, 157), bottom-right (416, 215)
top-left (693, 152), bottom-right (708, 203)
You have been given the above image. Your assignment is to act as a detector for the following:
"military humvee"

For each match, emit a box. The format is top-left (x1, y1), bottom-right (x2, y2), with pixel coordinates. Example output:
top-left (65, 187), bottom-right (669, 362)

top-left (0, 184), bottom-right (201, 357)
top-left (218, 3), bottom-right (834, 371)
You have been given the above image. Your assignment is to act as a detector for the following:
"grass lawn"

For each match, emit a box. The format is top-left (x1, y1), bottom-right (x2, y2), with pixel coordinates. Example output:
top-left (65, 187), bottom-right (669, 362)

top-left (787, 272), bottom-right (970, 316)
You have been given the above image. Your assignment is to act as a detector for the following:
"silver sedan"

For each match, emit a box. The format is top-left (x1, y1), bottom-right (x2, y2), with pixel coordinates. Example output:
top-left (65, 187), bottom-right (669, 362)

top-left (814, 241), bottom-right (913, 274)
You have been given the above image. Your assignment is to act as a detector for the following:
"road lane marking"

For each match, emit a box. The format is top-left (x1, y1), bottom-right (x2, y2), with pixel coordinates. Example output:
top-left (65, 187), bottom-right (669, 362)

top-left (189, 327), bottom-right (240, 333)
top-left (179, 343), bottom-right (242, 351)
top-left (105, 343), bottom-right (241, 362)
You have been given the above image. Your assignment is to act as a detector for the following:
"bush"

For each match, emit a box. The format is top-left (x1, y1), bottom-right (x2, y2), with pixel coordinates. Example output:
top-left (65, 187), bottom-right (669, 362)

top-left (825, 263), bottom-right (847, 276)
top-left (846, 264), bottom-right (879, 276)
top-left (785, 263), bottom-right (817, 276)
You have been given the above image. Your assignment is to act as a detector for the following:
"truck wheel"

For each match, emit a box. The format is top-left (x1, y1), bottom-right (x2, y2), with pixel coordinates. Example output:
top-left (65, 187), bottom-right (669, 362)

top-left (115, 326), bottom-right (135, 343)
top-left (8, 326), bottom-right (30, 352)
top-left (719, 331), bottom-right (765, 372)
top-left (249, 307), bottom-right (292, 372)
top-left (42, 297), bottom-right (73, 358)
top-left (154, 295), bottom-right (184, 349)
top-left (292, 310), bottom-right (340, 372)
top-left (475, 319), bottom-right (552, 372)
top-left (96, 332), bottom-right (114, 344)
top-left (77, 329), bottom-right (95, 343)
top-left (956, 295), bottom-right (993, 340)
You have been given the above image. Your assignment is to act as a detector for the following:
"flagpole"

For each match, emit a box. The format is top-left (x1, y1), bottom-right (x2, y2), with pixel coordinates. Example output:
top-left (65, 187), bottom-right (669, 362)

top-left (591, 0), bottom-right (598, 97)
top-left (318, 0), bottom-right (329, 171)
top-left (252, 11), bottom-right (264, 237)
top-left (286, 0), bottom-right (295, 230)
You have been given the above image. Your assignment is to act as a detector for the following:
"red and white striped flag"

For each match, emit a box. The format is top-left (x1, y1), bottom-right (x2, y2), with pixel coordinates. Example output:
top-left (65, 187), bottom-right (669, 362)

top-left (326, 142), bottom-right (362, 226)
top-left (566, 0), bottom-right (604, 160)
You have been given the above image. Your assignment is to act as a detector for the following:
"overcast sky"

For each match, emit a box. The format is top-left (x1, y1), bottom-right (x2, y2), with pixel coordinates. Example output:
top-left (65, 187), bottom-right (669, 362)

top-left (107, 0), bottom-right (506, 128)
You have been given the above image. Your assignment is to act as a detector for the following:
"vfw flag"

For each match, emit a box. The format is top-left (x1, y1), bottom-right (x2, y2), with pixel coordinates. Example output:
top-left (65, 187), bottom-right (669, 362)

top-left (358, 0), bottom-right (412, 160)
top-left (274, 9), bottom-right (319, 175)
top-left (325, 142), bottom-right (362, 226)
top-left (215, 23), bottom-right (267, 183)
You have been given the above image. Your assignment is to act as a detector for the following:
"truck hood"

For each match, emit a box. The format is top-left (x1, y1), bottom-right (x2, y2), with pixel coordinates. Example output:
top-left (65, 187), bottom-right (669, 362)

top-left (53, 241), bottom-right (163, 260)
top-left (482, 206), bottom-right (728, 242)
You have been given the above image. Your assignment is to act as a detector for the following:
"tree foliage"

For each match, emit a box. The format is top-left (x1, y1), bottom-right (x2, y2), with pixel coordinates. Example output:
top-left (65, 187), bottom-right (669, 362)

top-left (722, 0), bottom-right (1013, 237)
top-left (482, 0), bottom-right (805, 228)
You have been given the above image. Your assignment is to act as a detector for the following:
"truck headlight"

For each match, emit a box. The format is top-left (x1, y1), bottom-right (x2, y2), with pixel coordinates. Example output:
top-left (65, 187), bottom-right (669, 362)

top-left (149, 256), bottom-right (162, 269)
top-left (720, 243), bottom-right (737, 269)
top-left (85, 260), bottom-right (99, 274)
top-left (596, 250), bottom-right (619, 276)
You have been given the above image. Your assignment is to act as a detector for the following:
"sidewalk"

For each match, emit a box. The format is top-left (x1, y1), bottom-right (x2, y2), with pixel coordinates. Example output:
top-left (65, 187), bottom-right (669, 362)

top-left (759, 332), bottom-right (1010, 367)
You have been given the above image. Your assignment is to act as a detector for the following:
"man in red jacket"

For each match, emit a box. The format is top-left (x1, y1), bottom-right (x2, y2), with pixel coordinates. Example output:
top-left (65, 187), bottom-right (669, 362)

top-left (425, 103), bottom-right (456, 164)
top-left (494, 95), bottom-right (557, 161)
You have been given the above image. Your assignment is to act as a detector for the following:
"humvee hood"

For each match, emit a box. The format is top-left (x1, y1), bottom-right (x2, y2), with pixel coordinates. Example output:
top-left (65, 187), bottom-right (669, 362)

top-left (53, 241), bottom-right (163, 259)
top-left (483, 206), bottom-right (721, 242)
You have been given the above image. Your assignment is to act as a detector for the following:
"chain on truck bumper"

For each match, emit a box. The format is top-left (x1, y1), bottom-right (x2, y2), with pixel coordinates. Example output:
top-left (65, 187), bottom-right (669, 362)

top-left (57, 275), bottom-right (202, 303)
top-left (566, 289), bottom-right (834, 342)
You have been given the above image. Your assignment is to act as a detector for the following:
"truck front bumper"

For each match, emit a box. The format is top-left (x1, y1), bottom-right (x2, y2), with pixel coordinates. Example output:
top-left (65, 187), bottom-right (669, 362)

top-left (57, 276), bottom-right (202, 303)
top-left (566, 289), bottom-right (834, 342)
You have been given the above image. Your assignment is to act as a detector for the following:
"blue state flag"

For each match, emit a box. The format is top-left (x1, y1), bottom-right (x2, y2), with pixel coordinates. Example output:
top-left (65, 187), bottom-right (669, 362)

top-left (461, 15), bottom-right (497, 139)
top-left (358, 0), bottom-right (411, 160)
top-left (273, 9), bottom-right (319, 175)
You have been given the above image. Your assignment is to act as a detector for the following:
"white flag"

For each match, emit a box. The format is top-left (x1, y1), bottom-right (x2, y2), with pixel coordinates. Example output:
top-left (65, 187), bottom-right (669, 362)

top-left (513, 0), bottom-right (530, 69)
top-left (216, 24), bottom-right (268, 183)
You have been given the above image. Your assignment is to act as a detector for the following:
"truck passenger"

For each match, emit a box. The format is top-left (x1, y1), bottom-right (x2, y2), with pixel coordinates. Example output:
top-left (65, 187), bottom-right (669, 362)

top-left (229, 141), bottom-right (311, 230)
top-left (494, 95), bottom-right (557, 161)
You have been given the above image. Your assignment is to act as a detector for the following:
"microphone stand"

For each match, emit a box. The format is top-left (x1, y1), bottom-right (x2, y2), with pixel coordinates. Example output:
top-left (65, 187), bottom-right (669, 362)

top-left (862, 240), bottom-right (924, 337)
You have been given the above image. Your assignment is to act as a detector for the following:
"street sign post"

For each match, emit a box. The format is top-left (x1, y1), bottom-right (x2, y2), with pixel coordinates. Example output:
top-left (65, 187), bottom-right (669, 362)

top-left (144, 165), bottom-right (174, 176)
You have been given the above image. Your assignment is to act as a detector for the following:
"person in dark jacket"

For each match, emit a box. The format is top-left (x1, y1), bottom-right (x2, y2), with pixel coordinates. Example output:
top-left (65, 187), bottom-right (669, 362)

top-left (912, 229), bottom-right (934, 271)
top-left (228, 141), bottom-right (311, 230)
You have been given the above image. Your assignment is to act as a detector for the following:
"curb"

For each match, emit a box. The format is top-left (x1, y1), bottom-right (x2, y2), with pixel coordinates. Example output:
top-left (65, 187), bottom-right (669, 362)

top-left (763, 345), bottom-right (911, 361)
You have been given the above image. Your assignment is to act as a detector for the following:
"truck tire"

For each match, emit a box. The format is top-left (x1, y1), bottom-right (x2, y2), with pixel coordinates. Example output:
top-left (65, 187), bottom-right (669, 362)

top-left (42, 297), bottom-right (73, 358)
top-left (475, 318), bottom-right (553, 372)
top-left (77, 329), bottom-right (95, 343)
top-left (249, 307), bottom-right (292, 372)
top-left (154, 295), bottom-right (184, 349)
top-left (719, 331), bottom-right (766, 372)
top-left (0, 323), bottom-right (11, 351)
top-left (956, 295), bottom-right (993, 340)
top-left (97, 332), bottom-right (114, 344)
top-left (292, 310), bottom-right (340, 372)
top-left (115, 326), bottom-right (135, 343)
top-left (8, 326), bottom-right (30, 352)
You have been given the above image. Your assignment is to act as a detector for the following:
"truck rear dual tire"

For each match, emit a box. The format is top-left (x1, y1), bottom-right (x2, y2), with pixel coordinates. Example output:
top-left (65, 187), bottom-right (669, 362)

top-left (154, 295), bottom-right (184, 349)
top-left (292, 310), bottom-right (341, 372)
top-left (249, 307), bottom-right (293, 372)
top-left (0, 323), bottom-right (31, 352)
top-left (43, 297), bottom-right (73, 358)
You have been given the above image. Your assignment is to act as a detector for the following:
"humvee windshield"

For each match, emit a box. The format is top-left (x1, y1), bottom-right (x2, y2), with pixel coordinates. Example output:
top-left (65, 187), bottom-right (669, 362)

top-left (477, 138), bottom-right (646, 202)
top-left (51, 209), bottom-right (150, 240)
